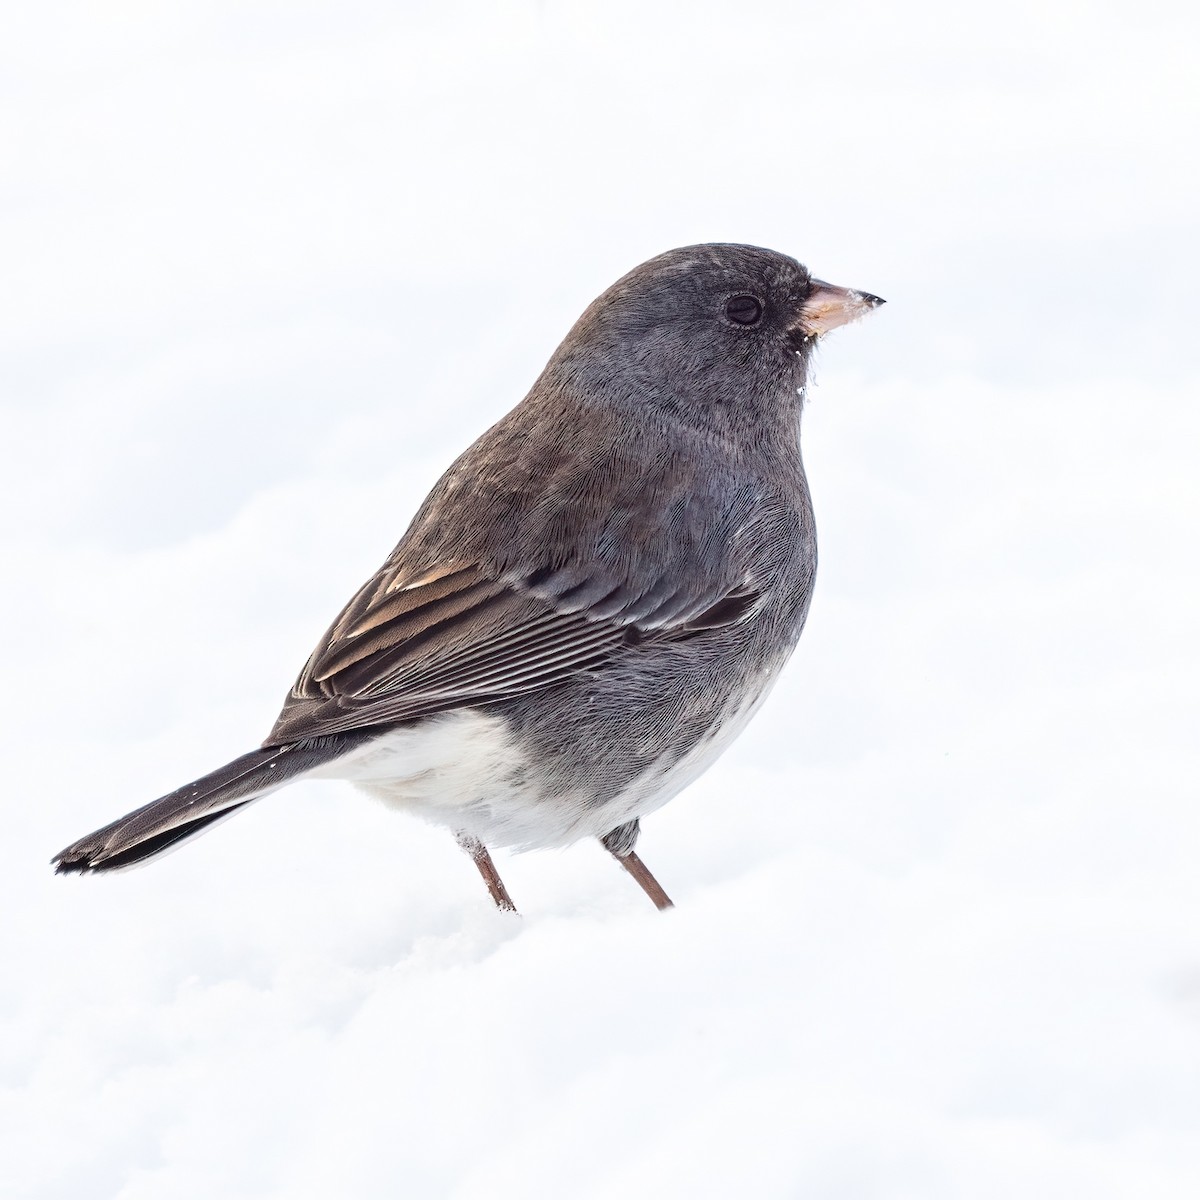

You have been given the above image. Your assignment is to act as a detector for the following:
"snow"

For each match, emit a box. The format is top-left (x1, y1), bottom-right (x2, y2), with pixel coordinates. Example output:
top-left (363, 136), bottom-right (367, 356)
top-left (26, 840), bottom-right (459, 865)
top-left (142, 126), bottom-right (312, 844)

top-left (3, 2), bottom-right (1199, 1197)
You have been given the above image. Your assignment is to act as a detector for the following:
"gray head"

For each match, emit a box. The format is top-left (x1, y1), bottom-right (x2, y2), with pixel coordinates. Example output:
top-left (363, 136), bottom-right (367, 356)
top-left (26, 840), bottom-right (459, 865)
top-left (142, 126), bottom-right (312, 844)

top-left (544, 243), bottom-right (883, 433)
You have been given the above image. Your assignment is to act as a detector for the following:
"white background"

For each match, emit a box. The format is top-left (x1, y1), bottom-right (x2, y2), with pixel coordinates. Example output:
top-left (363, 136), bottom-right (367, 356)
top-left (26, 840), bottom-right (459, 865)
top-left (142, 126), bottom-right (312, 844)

top-left (3, 2), bottom-right (1198, 1196)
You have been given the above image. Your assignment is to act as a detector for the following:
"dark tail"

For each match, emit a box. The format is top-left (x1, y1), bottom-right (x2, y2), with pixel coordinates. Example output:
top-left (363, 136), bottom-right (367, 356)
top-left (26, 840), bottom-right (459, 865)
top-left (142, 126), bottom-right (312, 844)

top-left (53, 735), bottom-right (361, 874)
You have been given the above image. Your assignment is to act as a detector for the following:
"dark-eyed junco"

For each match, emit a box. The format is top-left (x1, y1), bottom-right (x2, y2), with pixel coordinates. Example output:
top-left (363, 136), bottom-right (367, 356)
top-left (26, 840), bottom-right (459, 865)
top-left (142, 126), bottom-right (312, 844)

top-left (53, 244), bottom-right (883, 912)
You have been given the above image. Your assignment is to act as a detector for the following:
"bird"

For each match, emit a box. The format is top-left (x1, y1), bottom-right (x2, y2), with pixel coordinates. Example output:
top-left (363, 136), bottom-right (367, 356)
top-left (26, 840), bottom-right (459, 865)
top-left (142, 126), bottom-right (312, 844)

top-left (52, 244), bottom-right (883, 914)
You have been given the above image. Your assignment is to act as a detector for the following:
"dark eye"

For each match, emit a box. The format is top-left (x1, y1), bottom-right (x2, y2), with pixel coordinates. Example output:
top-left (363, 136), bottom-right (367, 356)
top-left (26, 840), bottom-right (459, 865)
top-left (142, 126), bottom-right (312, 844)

top-left (725, 294), bottom-right (763, 325)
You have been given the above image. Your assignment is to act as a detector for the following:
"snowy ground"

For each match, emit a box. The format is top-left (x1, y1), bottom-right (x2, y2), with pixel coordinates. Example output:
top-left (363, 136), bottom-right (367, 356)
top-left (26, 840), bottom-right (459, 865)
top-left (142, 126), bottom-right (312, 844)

top-left (3, 3), bottom-right (1199, 1197)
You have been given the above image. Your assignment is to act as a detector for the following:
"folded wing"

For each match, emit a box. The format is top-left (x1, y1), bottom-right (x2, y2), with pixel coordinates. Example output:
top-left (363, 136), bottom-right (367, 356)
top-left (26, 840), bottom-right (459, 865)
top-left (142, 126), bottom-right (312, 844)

top-left (267, 558), bottom-right (759, 744)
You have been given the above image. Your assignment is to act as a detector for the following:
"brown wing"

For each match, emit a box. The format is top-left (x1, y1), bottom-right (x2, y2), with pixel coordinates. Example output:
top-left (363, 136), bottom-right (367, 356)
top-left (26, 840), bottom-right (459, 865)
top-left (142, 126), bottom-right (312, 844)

top-left (266, 401), bottom-right (780, 748)
top-left (266, 557), bottom-right (760, 745)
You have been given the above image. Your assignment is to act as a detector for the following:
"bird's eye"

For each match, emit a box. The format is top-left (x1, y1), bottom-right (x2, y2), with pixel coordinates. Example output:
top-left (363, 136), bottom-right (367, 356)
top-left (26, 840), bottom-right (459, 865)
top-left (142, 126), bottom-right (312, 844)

top-left (725, 294), bottom-right (763, 325)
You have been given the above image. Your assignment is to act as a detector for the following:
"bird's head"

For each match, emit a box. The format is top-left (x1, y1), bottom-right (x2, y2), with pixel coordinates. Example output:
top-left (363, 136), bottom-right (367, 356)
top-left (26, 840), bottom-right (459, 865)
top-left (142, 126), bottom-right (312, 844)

top-left (550, 243), bottom-right (883, 437)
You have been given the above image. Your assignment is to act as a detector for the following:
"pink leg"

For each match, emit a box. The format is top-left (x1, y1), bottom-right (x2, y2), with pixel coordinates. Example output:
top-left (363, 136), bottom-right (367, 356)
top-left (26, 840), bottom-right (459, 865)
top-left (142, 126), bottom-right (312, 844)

top-left (455, 832), bottom-right (518, 913)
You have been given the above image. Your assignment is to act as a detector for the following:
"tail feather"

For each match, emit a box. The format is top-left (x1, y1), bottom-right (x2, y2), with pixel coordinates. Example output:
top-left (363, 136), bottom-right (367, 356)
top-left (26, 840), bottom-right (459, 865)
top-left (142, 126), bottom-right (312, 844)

top-left (69, 800), bottom-right (261, 872)
top-left (53, 735), bottom-right (362, 874)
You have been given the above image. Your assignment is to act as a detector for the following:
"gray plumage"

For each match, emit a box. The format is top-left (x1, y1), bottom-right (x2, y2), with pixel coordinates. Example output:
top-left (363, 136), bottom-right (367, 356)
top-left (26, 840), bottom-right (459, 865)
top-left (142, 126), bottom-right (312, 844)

top-left (53, 243), bottom-right (882, 911)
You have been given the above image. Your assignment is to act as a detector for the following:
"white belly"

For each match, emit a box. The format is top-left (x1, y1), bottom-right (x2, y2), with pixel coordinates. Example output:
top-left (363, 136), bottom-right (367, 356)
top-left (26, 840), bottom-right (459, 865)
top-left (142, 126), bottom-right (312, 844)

top-left (313, 709), bottom-right (564, 850)
top-left (313, 674), bottom-right (772, 852)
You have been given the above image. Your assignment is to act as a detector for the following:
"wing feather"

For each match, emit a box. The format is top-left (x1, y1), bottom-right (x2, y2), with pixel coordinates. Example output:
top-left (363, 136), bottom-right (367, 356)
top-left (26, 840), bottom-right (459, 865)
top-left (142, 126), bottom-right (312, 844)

top-left (266, 453), bottom-right (775, 746)
top-left (266, 551), bottom-right (760, 746)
